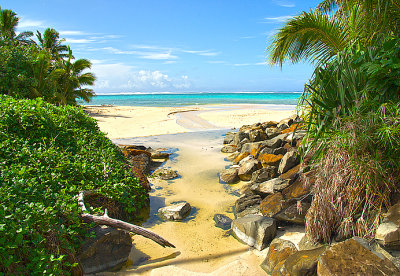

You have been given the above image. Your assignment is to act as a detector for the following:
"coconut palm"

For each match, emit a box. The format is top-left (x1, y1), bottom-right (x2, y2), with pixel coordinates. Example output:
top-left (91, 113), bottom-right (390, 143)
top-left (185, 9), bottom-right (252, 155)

top-left (53, 47), bottom-right (96, 105)
top-left (35, 28), bottom-right (68, 61)
top-left (268, 0), bottom-right (400, 67)
top-left (0, 6), bottom-right (32, 43)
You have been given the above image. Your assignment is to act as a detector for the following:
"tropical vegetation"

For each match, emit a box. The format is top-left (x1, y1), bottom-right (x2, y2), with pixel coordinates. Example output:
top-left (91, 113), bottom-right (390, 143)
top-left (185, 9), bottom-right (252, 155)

top-left (0, 6), bottom-right (95, 105)
top-left (269, 0), bottom-right (400, 242)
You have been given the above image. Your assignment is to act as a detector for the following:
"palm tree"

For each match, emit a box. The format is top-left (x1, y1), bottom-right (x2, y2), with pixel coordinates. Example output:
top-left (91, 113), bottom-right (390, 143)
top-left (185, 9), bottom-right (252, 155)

top-left (268, 0), bottom-right (400, 67)
top-left (53, 47), bottom-right (96, 105)
top-left (0, 6), bottom-right (32, 43)
top-left (35, 28), bottom-right (68, 61)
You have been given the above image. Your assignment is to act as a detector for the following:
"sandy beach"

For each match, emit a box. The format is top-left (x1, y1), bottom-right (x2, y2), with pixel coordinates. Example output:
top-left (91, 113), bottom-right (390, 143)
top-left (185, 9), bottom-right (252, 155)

top-left (84, 104), bottom-right (295, 139)
top-left (87, 104), bottom-right (301, 275)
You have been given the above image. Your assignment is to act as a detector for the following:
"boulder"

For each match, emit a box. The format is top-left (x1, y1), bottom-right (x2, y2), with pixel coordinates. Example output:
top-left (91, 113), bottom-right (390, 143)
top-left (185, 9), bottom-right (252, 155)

top-left (232, 215), bottom-right (277, 250)
top-left (257, 147), bottom-right (274, 158)
top-left (266, 127), bottom-right (281, 139)
top-left (260, 238), bottom-right (297, 274)
top-left (375, 202), bottom-right (400, 250)
top-left (130, 153), bottom-right (152, 174)
top-left (273, 147), bottom-right (287, 156)
top-left (149, 148), bottom-right (171, 159)
top-left (274, 201), bottom-right (310, 225)
top-left (277, 245), bottom-right (328, 276)
top-left (317, 239), bottom-right (400, 275)
top-left (235, 205), bottom-right (260, 218)
top-left (265, 133), bottom-right (287, 149)
top-left (213, 214), bottom-right (233, 230)
top-left (153, 168), bottom-right (179, 180)
top-left (122, 147), bottom-right (151, 158)
top-left (258, 153), bottom-right (283, 167)
top-left (233, 131), bottom-right (250, 146)
top-left (223, 132), bottom-right (236, 144)
top-left (158, 202), bottom-right (191, 220)
top-left (249, 128), bottom-right (266, 142)
top-left (226, 152), bottom-right (239, 162)
top-left (221, 144), bottom-right (237, 153)
top-left (238, 158), bottom-right (260, 181)
top-left (237, 138), bottom-right (250, 152)
top-left (250, 178), bottom-right (291, 196)
top-left (279, 164), bottom-right (300, 181)
top-left (278, 151), bottom-right (300, 174)
top-left (298, 234), bottom-right (324, 251)
top-left (235, 194), bottom-right (262, 214)
top-left (250, 166), bottom-right (278, 183)
top-left (259, 192), bottom-right (288, 217)
top-left (240, 141), bottom-right (266, 155)
top-left (233, 152), bottom-right (250, 164)
top-left (219, 167), bottom-right (239, 184)
top-left (78, 225), bottom-right (132, 274)
top-left (262, 121), bottom-right (278, 128)
top-left (131, 166), bottom-right (151, 192)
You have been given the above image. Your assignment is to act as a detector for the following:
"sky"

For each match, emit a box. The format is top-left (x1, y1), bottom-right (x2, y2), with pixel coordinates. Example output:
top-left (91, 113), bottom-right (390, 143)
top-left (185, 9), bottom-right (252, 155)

top-left (3, 0), bottom-right (321, 94)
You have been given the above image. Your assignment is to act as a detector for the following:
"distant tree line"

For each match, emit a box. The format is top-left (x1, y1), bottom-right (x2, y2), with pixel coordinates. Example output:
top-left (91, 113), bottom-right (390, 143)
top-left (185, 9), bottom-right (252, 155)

top-left (0, 6), bottom-right (96, 105)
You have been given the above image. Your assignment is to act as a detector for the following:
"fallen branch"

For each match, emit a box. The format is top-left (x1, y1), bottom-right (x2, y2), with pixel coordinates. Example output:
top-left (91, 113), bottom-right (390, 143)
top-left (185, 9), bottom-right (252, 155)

top-left (78, 191), bottom-right (175, 248)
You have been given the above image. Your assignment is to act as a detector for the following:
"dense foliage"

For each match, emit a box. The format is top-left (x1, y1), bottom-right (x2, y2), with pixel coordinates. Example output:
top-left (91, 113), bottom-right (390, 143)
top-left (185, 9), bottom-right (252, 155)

top-left (0, 6), bottom-right (95, 105)
top-left (269, 0), bottom-right (400, 242)
top-left (0, 96), bottom-right (149, 274)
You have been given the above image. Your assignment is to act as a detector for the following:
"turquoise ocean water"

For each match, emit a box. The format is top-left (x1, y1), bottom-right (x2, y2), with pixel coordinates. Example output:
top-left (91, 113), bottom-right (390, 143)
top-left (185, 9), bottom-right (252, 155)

top-left (83, 92), bottom-right (301, 107)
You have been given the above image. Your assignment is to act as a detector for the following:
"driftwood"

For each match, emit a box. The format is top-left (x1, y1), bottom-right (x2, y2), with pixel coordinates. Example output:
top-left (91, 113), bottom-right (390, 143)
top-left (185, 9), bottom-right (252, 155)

top-left (78, 191), bottom-right (175, 248)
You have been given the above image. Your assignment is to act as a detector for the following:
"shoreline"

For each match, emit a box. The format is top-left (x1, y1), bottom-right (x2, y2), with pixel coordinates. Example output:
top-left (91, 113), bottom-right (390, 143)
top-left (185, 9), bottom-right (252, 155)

top-left (85, 104), bottom-right (296, 139)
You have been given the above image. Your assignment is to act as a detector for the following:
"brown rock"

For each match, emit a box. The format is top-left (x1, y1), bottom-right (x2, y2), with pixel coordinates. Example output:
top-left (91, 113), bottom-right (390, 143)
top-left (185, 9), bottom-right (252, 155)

top-left (238, 158), bottom-right (260, 181)
top-left (262, 121), bottom-right (278, 128)
top-left (221, 144), bottom-right (237, 153)
top-left (219, 167), bottom-right (239, 184)
top-left (277, 246), bottom-right (327, 276)
top-left (282, 123), bottom-right (299, 134)
top-left (298, 234), bottom-right (324, 251)
top-left (278, 151), bottom-right (300, 174)
top-left (260, 238), bottom-right (297, 273)
top-left (249, 128), bottom-right (267, 142)
top-left (258, 153), bottom-right (283, 167)
top-left (317, 239), bottom-right (400, 275)
top-left (275, 201), bottom-right (310, 225)
top-left (235, 193), bottom-right (262, 214)
top-left (130, 166), bottom-right (151, 192)
top-left (130, 153), bottom-right (151, 174)
top-left (250, 166), bottom-right (278, 183)
top-left (122, 148), bottom-right (152, 158)
top-left (259, 193), bottom-right (288, 217)
top-left (375, 202), bottom-right (400, 250)
top-left (266, 127), bottom-right (281, 139)
top-left (282, 177), bottom-right (310, 200)
top-left (251, 178), bottom-right (291, 196)
top-left (279, 164), bottom-right (300, 181)
top-left (233, 152), bottom-right (250, 164)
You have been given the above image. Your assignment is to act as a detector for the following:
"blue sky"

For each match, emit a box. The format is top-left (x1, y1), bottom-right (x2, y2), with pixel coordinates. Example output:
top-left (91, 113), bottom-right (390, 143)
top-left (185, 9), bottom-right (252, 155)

top-left (4, 0), bottom-right (321, 94)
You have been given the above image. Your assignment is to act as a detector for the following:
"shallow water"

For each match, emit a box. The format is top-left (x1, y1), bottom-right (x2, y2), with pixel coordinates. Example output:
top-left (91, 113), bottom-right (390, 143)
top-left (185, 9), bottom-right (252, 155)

top-left (111, 130), bottom-right (266, 275)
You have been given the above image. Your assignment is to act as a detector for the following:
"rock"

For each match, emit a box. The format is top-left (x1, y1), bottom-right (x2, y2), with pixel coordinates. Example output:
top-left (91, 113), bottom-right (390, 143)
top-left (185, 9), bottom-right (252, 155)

top-left (258, 153), bottom-right (283, 167)
top-left (375, 202), bottom-right (400, 250)
top-left (233, 131), bottom-right (250, 146)
top-left (78, 225), bottom-right (132, 274)
top-left (219, 167), bottom-right (239, 184)
top-left (278, 151), bottom-right (300, 174)
top-left (235, 194), bottom-right (262, 214)
top-left (131, 153), bottom-right (152, 174)
top-left (298, 234), bottom-right (324, 251)
top-left (221, 144), bottom-right (237, 153)
top-left (257, 146), bottom-right (274, 158)
top-left (233, 152), bottom-right (250, 164)
top-left (150, 151), bottom-right (171, 159)
top-left (266, 127), bottom-right (281, 139)
top-left (279, 164), bottom-right (300, 181)
top-left (278, 246), bottom-right (327, 276)
top-left (260, 238), bottom-right (297, 274)
top-left (265, 133), bottom-right (287, 149)
top-left (240, 141), bottom-right (266, 155)
top-left (223, 132), bottom-right (236, 144)
top-left (122, 147), bottom-right (152, 158)
top-left (213, 214), bottom-right (233, 230)
top-left (249, 128), bottom-right (266, 142)
top-left (259, 192), bottom-right (288, 217)
top-left (238, 158), bottom-right (260, 181)
top-left (277, 122), bottom-right (289, 131)
top-left (226, 152), bottom-right (239, 162)
top-left (131, 166), bottom-right (151, 192)
top-left (275, 201), bottom-right (310, 225)
top-left (153, 168), bottom-right (179, 180)
top-left (236, 205), bottom-right (260, 218)
top-left (317, 239), bottom-right (400, 275)
top-left (250, 166), bottom-right (277, 183)
top-left (273, 147), bottom-right (287, 156)
top-left (232, 215), bottom-right (277, 250)
top-left (262, 121), bottom-right (278, 128)
top-left (237, 138), bottom-right (250, 152)
top-left (351, 237), bottom-right (387, 260)
top-left (250, 178), bottom-right (291, 196)
top-left (282, 177), bottom-right (309, 202)
top-left (158, 202), bottom-right (191, 220)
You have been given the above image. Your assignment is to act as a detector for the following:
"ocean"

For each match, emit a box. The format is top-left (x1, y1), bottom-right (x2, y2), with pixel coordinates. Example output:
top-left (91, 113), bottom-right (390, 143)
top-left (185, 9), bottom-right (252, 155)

top-left (82, 92), bottom-right (301, 107)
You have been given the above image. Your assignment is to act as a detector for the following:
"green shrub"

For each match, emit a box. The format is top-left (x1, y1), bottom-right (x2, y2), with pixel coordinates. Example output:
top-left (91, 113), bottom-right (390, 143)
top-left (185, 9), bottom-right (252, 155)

top-left (0, 95), bottom-right (148, 274)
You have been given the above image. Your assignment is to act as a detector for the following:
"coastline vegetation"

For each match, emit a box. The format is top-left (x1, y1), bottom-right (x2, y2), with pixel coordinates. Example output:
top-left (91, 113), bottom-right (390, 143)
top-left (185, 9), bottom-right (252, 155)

top-left (269, 0), bottom-right (400, 242)
top-left (0, 6), bottom-right (149, 274)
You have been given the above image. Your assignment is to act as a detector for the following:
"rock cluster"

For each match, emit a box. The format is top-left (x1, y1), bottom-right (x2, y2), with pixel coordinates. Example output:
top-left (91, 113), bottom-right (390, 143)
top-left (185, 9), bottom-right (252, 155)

top-left (219, 117), bottom-right (400, 275)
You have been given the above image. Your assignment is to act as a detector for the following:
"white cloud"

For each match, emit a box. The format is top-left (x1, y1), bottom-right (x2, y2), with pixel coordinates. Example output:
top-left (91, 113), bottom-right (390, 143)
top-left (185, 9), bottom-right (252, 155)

top-left (264, 15), bottom-right (294, 23)
top-left (182, 50), bottom-right (219, 56)
top-left (140, 52), bottom-right (178, 60)
top-left (18, 18), bottom-right (44, 28)
top-left (91, 63), bottom-right (191, 92)
top-left (65, 38), bottom-right (96, 44)
top-left (59, 30), bottom-right (87, 36)
top-left (273, 0), bottom-right (296, 8)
